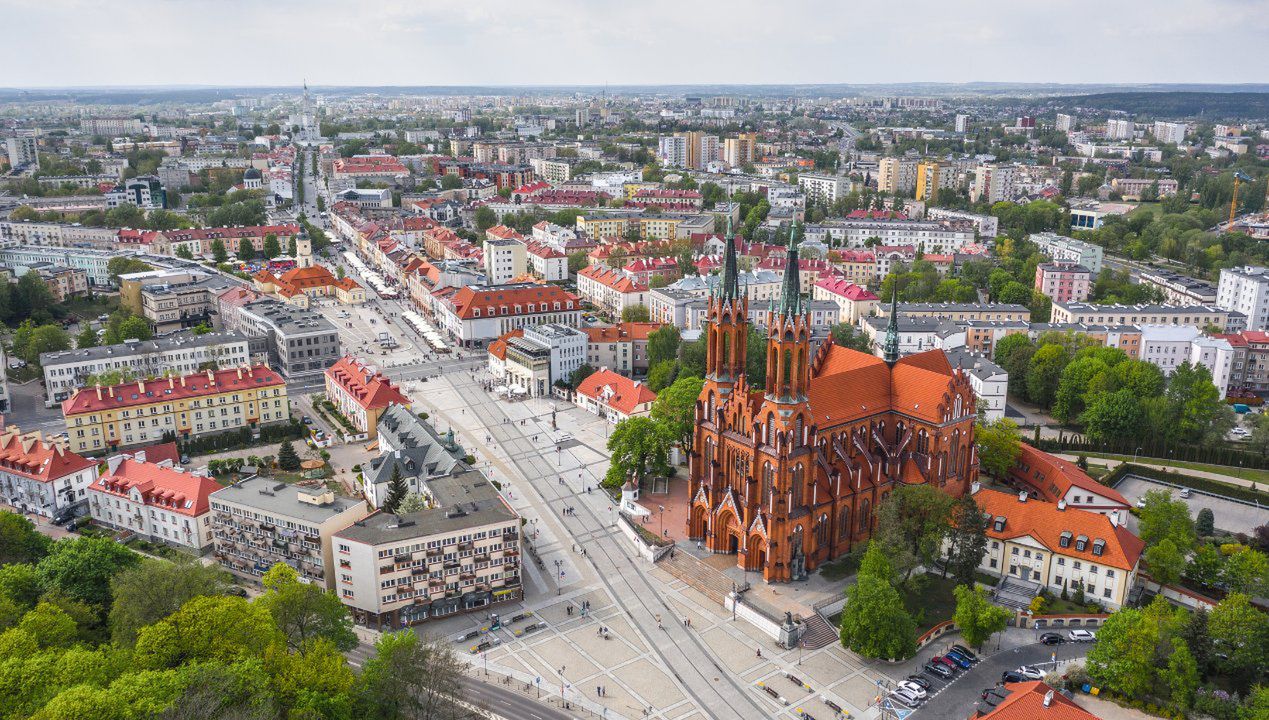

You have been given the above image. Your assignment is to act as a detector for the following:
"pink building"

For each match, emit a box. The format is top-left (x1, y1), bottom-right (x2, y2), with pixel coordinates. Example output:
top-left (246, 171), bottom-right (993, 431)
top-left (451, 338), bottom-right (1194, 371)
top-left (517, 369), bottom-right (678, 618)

top-left (1035, 262), bottom-right (1092, 303)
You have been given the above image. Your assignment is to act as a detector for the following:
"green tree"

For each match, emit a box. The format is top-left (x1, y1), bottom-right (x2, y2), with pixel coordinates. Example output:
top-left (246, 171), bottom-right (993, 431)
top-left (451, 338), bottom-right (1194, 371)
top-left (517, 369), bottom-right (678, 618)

top-left (647, 325), bottom-right (681, 367)
top-left (568, 363), bottom-right (595, 389)
top-left (106, 257), bottom-right (154, 284)
top-left (567, 251), bottom-right (589, 275)
top-left (1080, 389), bottom-right (1147, 444)
top-left (134, 595), bottom-right (283, 669)
top-left (175, 245), bottom-right (194, 260)
top-left (1165, 361), bottom-right (1234, 444)
top-left (76, 325), bottom-right (100, 349)
top-left (829, 322), bottom-right (873, 352)
top-left (103, 315), bottom-right (152, 344)
top-left (1166, 640), bottom-right (1200, 711)
top-left (439, 174), bottom-right (463, 190)
top-left (276, 441), bottom-right (300, 471)
top-left (15, 601), bottom-right (80, 649)
top-left (1053, 356), bottom-right (1108, 423)
top-left (1137, 489), bottom-right (1196, 550)
top-left (35, 537), bottom-right (140, 609)
top-left (1086, 599), bottom-right (1179, 698)
top-left (211, 239), bottom-right (228, 264)
top-left (1026, 344), bottom-right (1069, 408)
top-left (1186, 544), bottom-right (1225, 589)
top-left (258, 563), bottom-right (357, 652)
top-left (0, 513), bottom-right (53, 565)
top-left (945, 494), bottom-right (989, 585)
top-left (646, 360), bottom-right (676, 391)
top-left (1145, 538), bottom-right (1187, 586)
top-left (1196, 508), bottom-right (1215, 537)
top-left (262, 234), bottom-right (281, 259)
top-left (604, 416), bottom-right (671, 488)
top-left (1208, 593), bottom-right (1269, 680)
top-left (838, 573), bottom-right (916, 659)
top-left (0, 562), bottom-right (43, 609)
top-left (17, 270), bottom-right (57, 312)
top-left (396, 492), bottom-right (429, 514)
top-left (975, 417), bottom-right (1022, 479)
top-left (473, 206), bottom-right (497, 231)
top-left (237, 237), bottom-right (255, 261)
top-left (650, 375), bottom-right (704, 453)
top-left (873, 484), bottom-right (955, 584)
top-left (952, 584), bottom-right (1011, 648)
top-left (15, 323), bottom-right (72, 365)
top-left (382, 464), bottom-right (408, 514)
top-left (108, 560), bottom-right (231, 646)
top-left (357, 631), bottom-right (466, 720)
top-left (1221, 547), bottom-right (1269, 597)
top-left (621, 304), bottom-right (651, 322)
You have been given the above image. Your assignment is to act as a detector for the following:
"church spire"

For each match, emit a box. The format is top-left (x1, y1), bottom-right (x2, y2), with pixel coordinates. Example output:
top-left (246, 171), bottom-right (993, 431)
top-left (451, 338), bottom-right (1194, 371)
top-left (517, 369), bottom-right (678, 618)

top-left (883, 283), bottom-right (901, 364)
top-left (778, 223), bottom-right (802, 318)
top-left (720, 213), bottom-right (739, 302)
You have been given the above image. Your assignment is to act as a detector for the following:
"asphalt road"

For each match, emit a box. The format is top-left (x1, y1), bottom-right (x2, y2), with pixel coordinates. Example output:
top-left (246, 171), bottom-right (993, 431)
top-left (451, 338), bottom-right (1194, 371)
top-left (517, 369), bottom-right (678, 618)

top-left (461, 678), bottom-right (577, 720)
top-left (910, 640), bottom-right (1088, 718)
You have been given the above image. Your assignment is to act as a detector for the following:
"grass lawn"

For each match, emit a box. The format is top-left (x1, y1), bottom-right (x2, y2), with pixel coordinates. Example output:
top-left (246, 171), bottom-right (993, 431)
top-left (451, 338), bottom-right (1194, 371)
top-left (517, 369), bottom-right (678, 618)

top-left (1075, 451), bottom-right (1269, 484)
top-left (818, 550), bottom-right (863, 582)
top-left (902, 573), bottom-right (958, 632)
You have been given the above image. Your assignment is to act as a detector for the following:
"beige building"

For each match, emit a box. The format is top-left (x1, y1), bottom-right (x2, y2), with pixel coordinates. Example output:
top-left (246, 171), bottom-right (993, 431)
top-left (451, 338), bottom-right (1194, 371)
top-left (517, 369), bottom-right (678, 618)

top-left (877, 157), bottom-right (917, 195)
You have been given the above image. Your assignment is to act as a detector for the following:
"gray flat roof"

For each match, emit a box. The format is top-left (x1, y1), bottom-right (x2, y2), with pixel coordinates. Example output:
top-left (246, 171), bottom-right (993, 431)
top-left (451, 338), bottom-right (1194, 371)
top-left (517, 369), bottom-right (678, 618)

top-left (335, 470), bottom-right (516, 545)
top-left (41, 330), bottom-right (249, 366)
top-left (210, 475), bottom-right (364, 523)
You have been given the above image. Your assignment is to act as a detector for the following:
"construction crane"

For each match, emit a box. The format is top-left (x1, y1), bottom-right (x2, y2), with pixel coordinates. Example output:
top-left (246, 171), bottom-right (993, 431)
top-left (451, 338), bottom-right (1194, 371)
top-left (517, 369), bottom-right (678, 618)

top-left (1230, 171), bottom-right (1253, 224)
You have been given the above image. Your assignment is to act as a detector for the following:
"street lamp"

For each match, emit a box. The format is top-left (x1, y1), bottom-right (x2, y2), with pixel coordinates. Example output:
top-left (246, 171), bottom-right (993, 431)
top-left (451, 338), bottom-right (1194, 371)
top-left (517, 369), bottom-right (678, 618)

top-left (658, 505), bottom-right (665, 540)
top-left (554, 559), bottom-right (562, 595)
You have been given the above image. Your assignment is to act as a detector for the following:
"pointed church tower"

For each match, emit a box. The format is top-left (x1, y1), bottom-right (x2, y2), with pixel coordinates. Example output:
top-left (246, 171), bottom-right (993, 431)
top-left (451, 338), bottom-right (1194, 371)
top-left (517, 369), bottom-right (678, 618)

top-left (883, 284), bottom-right (901, 365)
top-left (764, 223), bottom-right (812, 404)
top-left (702, 215), bottom-right (748, 398)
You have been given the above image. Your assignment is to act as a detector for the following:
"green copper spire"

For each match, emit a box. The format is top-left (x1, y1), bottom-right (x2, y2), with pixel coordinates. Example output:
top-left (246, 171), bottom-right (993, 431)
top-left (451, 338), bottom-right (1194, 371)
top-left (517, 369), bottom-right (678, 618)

top-left (720, 213), bottom-right (739, 302)
top-left (883, 283), bottom-right (900, 364)
top-left (778, 223), bottom-right (803, 318)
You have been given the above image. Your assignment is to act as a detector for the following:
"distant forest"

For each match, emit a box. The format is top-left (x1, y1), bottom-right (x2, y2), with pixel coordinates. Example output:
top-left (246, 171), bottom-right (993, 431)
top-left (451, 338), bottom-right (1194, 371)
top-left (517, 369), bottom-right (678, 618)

top-left (1055, 92), bottom-right (1269, 119)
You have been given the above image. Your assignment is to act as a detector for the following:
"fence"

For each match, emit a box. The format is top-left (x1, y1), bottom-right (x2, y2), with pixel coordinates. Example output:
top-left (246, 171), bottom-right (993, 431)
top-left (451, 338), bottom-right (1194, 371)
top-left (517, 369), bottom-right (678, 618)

top-left (1024, 613), bottom-right (1110, 630)
top-left (916, 620), bottom-right (959, 649)
top-left (1034, 433), bottom-right (1269, 470)
top-left (1104, 464), bottom-right (1269, 506)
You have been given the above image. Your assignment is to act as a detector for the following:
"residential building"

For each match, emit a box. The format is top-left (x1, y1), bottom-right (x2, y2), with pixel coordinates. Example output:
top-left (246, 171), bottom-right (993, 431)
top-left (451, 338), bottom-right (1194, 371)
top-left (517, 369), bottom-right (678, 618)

top-left (119, 269), bottom-right (205, 313)
top-left (971, 164), bottom-right (1016, 203)
top-left (811, 278), bottom-right (879, 324)
top-left (483, 237), bottom-right (528, 286)
top-left (6, 136), bottom-right (38, 170)
top-left (324, 356), bottom-right (411, 438)
top-left (0, 427), bottom-right (99, 520)
top-left (798, 174), bottom-right (850, 205)
top-left (898, 302), bottom-right (1031, 322)
top-left (216, 287), bottom-right (263, 333)
top-left (0, 245), bottom-right (116, 287)
top-left (364, 405), bottom-right (466, 507)
top-left (1138, 268), bottom-right (1217, 306)
top-left (524, 240), bottom-right (567, 281)
top-left (333, 469), bottom-right (521, 628)
top-left (252, 265), bottom-right (365, 307)
top-left (1008, 443), bottom-right (1131, 520)
top-left (500, 324), bottom-right (587, 397)
top-left (30, 265), bottom-right (89, 302)
top-left (40, 331), bottom-right (252, 406)
top-left (971, 486), bottom-right (1142, 608)
top-left (1034, 262), bottom-right (1092, 303)
top-left (576, 265), bottom-right (648, 317)
top-left (1050, 302), bottom-right (1242, 333)
top-left (580, 322), bottom-right (661, 376)
top-left (942, 348), bottom-right (1008, 422)
top-left (434, 283), bottom-right (581, 347)
top-left (61, 365), bottom-right (291, 454)
top-left (575, 214), bottom-right (631, 240)
top-left (333, 187), bottom-right (393, 209)
top-left (140, 279), bottom-right (216, 334)
top-left (955, 114), bottom-right (970, 133)
top-left (937, 319), bottom-right (1030, 358)
top-left (1030, 233), bottom-right (1104, 274)
top-left (1153, 121), bottom-right (1188, 144)
top-left (1026, 323), bottom-right (1144, 359)
top-left (1110, 177), bottom-right (1178, 200)
top-left (876, 158), bottom-right (917, 195)
top-left (804, 218), bottom-right (975, 253)
top-left (657, 135), bottom-right (688, 167)
top-left (210, 477), bottom-right (371, 588)
top-left (81, 117), bottom-right (144, 135)
top-left (88, 451), bottom-right (224, 553)
top-left (1190, 335), bottom-right (1236, 397)
top-left (723, 133), bottom-right (757, 167)
top-left (1217, 265), bottom-right (1269, 331)
top-left (862, 314), bottom-right (941, 354)
top-left (914, 160), bottom-right (947, 202)
top-left (1056, 113), bottom-right (1075, 132)
top-left (575, 368), bottom-right (657, 422)
top-left (235, 300), bottom-right (343, 378)
top-left (1105, 118), bottom-right (1134, 140)
top-left (925, 208), bottom-right (999, 238)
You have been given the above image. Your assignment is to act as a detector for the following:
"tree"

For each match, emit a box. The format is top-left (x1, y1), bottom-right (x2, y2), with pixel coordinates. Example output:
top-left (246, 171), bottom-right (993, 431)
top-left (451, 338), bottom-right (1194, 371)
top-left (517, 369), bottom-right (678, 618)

top-left (647, 325), bottom-right (681, 368)
top-left (14, 323), bottom-right (72, 365)
top-left (17, 270), bottom-right (57, 312)
top-left (1086, 599), bottom-right (1177, 698)
top-left (1145, 538), bottom-right (1187, 586)
top-left (1137, 489), bottom-right (1196, 550)
top-left (14, 601), bottom-right (80, 649)
top-left (262, 234), bottom-right (281, 259)
top-left (975, 417), bottom-right (1022, 478)
top-left (838, 573), bottom-right (916, 660)
top-left (1166, 640), bottom-right (1200, 711)
top-left (103, 315), bottom-right (152, 344)
top-left (651, 375), bottom-right (704, 454)
top-left (276, 441), bottom-right (300, 471)
top-left (1208, 593), bottom-right (1269, 680)
top-left (952, 585), bottom-right (1011, 648)
top-left (76, 326), bottom-right (100, 349)
top-left (945, 494), bottom-right (989, 585)
top-left (621, 304), bottom-right (651, 322)
top-left (1196, 508), bottom-right (1215, 537)
top-left (439, 174), bottom-right (463, 190)
top-left (646, 360), bottom-right (676, 391)
top-left (237, 237), bottom-right (255, 261)
top-left (35, 537), bottom-right (140, 609)
top-left (0, 513), bottom-right (53, 565)
top-left (106, 257), bottom-right (154, 284)
top-left (134, 595), bottom-right (283, 669)
top-left (396, 492), bottom-right (429, 514)
top-left (175, 245), bottom-right (194, 260)
top-left (1081, 389), bottom-right (1147, 444)
top-left (1186, 543), bottom-right (1225, 589)
top-left (1221, 547), bottom-right (1269, 597)
top-left (567, 251), bottom-right (589, 275)
top-left (604, 416), bottom-right (671, 488)
top-left (473, 206), bottom-right (497, 231)
top-left (1166, 362), bottom-right (1234, 444)
top-left (357, 631), bottom-right (466, 720)
top-left (382, 464), bottom-right (408, 514)
top-left (1026, 344), bottom-right (1068, 408)
top-left (1054, 356), bottom-right (1109, 423)
top-left (108, 560), bottom-right (231, 646)
top-left (258, 563), bottom-right (358, 652)
top-left (211, 239), bottom-right (228, 264)
top-left (873, 484), bottom-right (955, 584)
top-left (829, 322), bottom-right (873, 352)
top-left (568, 364), bottom-right (595, 389)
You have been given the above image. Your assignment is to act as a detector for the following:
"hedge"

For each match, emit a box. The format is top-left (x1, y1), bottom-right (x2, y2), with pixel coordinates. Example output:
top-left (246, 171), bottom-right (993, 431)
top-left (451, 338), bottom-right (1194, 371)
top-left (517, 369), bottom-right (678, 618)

top-left (1105, 463), bottom-right (1269, 505)
top-left (178, 420), bottom-right (305, 456)
top-left (1035, 432), bottom-right (1269, 470)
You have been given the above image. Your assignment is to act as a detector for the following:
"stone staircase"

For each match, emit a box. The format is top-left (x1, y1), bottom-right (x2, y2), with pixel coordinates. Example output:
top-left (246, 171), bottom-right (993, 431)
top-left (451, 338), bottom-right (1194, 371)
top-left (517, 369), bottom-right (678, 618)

top-left (994, 576), bottom-right (1041, 611)
top-left (800, 613), bottom-right (839, 650)
top-left (658, 550), bottom-right (737, 605)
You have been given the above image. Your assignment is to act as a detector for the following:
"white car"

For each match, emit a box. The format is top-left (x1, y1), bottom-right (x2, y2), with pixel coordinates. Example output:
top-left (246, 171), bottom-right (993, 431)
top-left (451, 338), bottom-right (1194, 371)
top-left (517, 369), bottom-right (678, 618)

top-left (896, 680), bottom-right (927, 699)
top-left (1068, 629), bottom-right (1096, 642)
top-left (1016, 665), bottom-right (1045, 680)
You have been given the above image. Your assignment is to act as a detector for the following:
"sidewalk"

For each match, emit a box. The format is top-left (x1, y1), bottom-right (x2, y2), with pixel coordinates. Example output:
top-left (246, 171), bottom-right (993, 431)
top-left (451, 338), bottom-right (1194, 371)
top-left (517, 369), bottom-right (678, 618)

top-left (1054, 453), bottom-right (1263, 490)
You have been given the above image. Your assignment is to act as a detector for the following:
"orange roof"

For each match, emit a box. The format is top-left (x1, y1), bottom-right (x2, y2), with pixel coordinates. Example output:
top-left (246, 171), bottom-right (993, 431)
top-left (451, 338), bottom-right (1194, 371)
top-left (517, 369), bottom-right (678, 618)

top-left (577, 369), bottom-right (657, 415)
top-left (487, 329), bottom-right (524, 362)
top-left (975, 487), bottom-right (1144, 571)
top-left (0, 429), bottom-right (98, 484)
top-left (578, 264), bottom-right (646, 293)
top-left (90, 455), bottom-right (224, 518)
top-left (324, 356), bottom-right (411, 412)
top-left (581, 322), bottom-right (664, 343)
top-left (975, 682), bottom-right (1099, 720)
top-left (449, 285), bottom-right (579, 320)
top-left (485, 225), bottom-right (523, 241)
top-left (807, 346), bottom-right (964, 426)
top-left (63, 366), bottom-right (286, 416)
top-left (1010, 444), bottom-right (1129, 508)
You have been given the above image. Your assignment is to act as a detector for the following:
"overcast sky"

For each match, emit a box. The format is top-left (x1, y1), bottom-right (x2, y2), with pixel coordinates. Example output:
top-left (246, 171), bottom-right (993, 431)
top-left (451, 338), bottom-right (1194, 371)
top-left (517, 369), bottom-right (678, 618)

top-left (4, 0), bottom-right (1265, 88)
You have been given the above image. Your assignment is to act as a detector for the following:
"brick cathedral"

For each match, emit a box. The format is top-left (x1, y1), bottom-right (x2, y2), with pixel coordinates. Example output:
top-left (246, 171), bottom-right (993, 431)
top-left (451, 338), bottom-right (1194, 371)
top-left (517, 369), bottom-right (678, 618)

top-left (686, 225), bottom-right (979, 582)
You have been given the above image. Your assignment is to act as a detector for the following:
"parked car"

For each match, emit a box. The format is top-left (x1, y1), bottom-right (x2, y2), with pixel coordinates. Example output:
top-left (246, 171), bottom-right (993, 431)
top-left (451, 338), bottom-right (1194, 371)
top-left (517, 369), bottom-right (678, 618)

top-left (932, 655), bottom-right (959, 671)
top-left (951, 644), bottom-right (979, 661)
top-left (889, 690), bottom-right (921, 709)
top-left (924, 662), bottom-right (953, 679)
top-left (453, 630), bottom-right (479, 643)
top-left (943, 651), bottom-right (973, 669)
top-left (302, 416), bottom-right (313, 425)
top-left (1179, 488), bottom-right (1192, 498)
top-left (897, 681), bottom-right (927, 699)
top-left (225, 585), bottom-right (249, 598)
top-left (1039, 632), bottom-right (1066, 645)
top-left (1016, 665), bottom-right (1045, 680)
top-left (1068, 629), bottom-right (1096, 642)
top-left (1136, 497), bottom-right (1147, 508)
top-left (905, 675), bottom-right (931, 690)
top-left (1001, 670), bottom-right (1026, 683)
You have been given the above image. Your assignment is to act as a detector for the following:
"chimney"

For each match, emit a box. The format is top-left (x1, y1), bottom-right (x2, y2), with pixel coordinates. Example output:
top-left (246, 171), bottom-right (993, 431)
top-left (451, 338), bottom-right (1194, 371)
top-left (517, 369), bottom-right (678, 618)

top-left (1043, 690), bottom-right (1054, 707)
top-left (1110, 512), bottom-right (1120, 527)
top-left (1018, 490), bottom-right (1028, 503)
top-left (138, 380), bottom-right (145, 393)
top-left (134, 450), bottom-right (147, 464)
top-left (96, 386), bottom-right (103, 400)
top-left (237, 367), bottom-right (243, 380)
top-left (168, 377), bottom-right (175, 389)
top-left (970, 480), bottom-right (981, 495)
top-left (180, 375), bottom-right (187, 387)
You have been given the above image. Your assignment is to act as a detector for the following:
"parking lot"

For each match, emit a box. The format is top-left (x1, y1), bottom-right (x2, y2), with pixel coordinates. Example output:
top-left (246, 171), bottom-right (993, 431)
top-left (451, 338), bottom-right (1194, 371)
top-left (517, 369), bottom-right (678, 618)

top-left (1114, 474), bottom-right (1266, 535)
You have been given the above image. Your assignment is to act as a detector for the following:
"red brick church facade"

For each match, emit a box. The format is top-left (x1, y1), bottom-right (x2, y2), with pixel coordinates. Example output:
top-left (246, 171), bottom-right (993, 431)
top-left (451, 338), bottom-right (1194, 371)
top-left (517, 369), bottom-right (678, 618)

top-left (687, 229), bottom-right (980, 582)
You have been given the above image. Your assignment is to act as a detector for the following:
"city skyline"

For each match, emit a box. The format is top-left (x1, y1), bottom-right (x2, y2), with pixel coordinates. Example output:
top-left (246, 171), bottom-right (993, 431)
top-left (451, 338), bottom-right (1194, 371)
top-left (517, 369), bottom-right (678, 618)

top-left (3, 0), bottom-right (1265, 88)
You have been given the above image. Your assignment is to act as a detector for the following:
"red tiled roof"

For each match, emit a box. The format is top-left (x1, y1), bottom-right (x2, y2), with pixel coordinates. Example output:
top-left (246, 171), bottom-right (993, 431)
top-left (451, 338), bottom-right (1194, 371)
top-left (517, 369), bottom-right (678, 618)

top-left (90, 455), bottom-right (223, 518)
top-left (487, 329), bottom-right (524, 362)
top-left (63, 365), bottom-right (286, 416)
top-left (975, 682), bottom-right (1099, 720)
top-left (577, 369), bottom-right (657, 415)
top-left (578, 264), bottom-right (647, 293)
top-left (581, 322), bottom-right (663, 343)
top-left (975, 487), bottom-right (1144, 571)
top-left (814, 278), bottom-right (878, 301)
top-left (1009, 444), bottom-right (1130, 508)
top-left (324, 356), bottom-right (411, 412)
top-left (0, 429), bottom-right (97, 484)
top-left (448, 284), bottom-right (579, 320)
top-left (807, 347), bottom-right (963, 425)
top-left (485, 225), bottom-right (523, 241)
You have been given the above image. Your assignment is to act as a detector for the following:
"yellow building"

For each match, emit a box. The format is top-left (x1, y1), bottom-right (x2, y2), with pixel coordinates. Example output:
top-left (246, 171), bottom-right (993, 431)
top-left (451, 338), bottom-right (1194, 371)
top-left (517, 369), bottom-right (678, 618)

top-left (638, 216), bottom-right (685, 240)
top-left (575, 216), bottom-right (629, 240)
top-left (915, 161), bottom-right (944, 202)
top-left (62, 365), bottom-right (291, 454)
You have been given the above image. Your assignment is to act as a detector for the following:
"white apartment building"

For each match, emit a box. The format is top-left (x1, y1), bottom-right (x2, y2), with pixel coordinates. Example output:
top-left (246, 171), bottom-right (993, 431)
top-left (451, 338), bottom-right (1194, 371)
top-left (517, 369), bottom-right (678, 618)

top-left (877, 157), bottom-right (917, 194)
top-left (483, 238), bottom-right (528, 285)
top-left (1190, 335), bottom-right (1236, 398)
top-left (1056, 113), bottom-right (1075, 133)
top-left (1050, 302), bottom-right (1243, 333)
top-left (576, 265), bottom-right (648, 317)
top-left (1153, 121), bottom-right (1188, 145)
top-left (531, 221), bottom-right (577, 250)
top-left (88, 452), bottom-right (224, 553)
top-left (926, 208), bottom-right (999, 238)
top-left (944, 348), bottom-right (1008, 422)
top-left (524, 241), bottom-right (568, 282)
top-left (798, 174), bottom-right (850, 205)
top-left (1105, 119), bottom-right (1134, 140)
top-left (435, 284), bottom-right (582, 347)
top-left (0, 428), bottom-right (99, 521)
top-left (1217, 266), bottom-right (1269, 331)
top-left (657, 136), bottom-right (688, 167)
top-left (955, 114), bottom-right (970, 133)
top-left (803, 219), bottom-right (975, 253)
top-left (1030, 232), bottom-right (1104, 274)
top-left (6, 136), bottom-right (39, 169)
top-left (1140, 324), bottom-right (1204, 375)
top-left (971, 164), bottom-right (1016, 203)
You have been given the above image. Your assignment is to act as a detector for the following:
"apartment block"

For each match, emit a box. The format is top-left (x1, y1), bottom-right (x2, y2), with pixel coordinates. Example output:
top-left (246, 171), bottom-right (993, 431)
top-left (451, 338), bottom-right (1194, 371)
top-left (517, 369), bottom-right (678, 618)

top-left (0, 427), bottom-right (99, 521)
top-left (798, 174), bottom-right (850, 205)
top-left (1217, 265), bottom-right (1269, 331)
top-left (235, 300), bottom-right (342, 378)
top-left (324, 356), bottom-right (411, 438)
top-left (1137, 268), bottom-right (1216, 306)
top-left (877, 158), bottom-right (917, 195)
top-left (88, 451), bottom-right (224, 553)
top-left (1034, 262), bottom-right (1092, 303)
top-left (1030, 233), bottom-right (1104, 274)
top-left (1050, 302), bottom-right (1243, 333)
top-left (971, 164), bottom-right (1016, 203)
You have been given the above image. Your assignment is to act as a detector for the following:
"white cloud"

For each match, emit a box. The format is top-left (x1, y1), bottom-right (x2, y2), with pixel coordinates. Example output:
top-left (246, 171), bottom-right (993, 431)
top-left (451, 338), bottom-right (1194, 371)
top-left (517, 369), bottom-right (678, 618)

top-left (0, 0), bottom-right (1262, 86)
